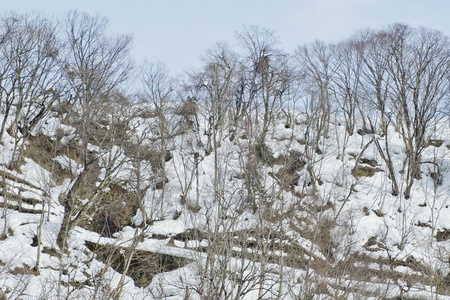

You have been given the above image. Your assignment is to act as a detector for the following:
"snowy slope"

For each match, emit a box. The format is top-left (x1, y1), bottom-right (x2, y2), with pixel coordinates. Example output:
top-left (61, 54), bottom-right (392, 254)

top-left (0, 106), bottom-right (449, 300)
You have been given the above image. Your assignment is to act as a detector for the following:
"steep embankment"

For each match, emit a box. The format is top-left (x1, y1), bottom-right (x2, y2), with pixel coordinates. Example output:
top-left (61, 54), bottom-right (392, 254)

top-left (0, 106), bottom-right (449, 299)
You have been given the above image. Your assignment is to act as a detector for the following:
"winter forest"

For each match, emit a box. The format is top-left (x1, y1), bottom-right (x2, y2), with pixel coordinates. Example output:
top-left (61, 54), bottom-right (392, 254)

top-left (0, 10), bottom-right (449, 299)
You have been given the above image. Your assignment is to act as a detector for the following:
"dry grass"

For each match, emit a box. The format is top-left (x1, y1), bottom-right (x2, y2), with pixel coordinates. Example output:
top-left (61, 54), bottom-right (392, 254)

top-left (86, 184), bottom-right (138, 237)
top-left (352, 165), bottom-right (382, 177)
top-left (85, 241), bottom-right (190, 288)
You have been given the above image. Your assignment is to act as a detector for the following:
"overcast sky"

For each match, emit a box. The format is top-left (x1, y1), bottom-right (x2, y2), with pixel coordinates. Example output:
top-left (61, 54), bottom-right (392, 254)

top-left (3, 0), bottom-right (450, 74)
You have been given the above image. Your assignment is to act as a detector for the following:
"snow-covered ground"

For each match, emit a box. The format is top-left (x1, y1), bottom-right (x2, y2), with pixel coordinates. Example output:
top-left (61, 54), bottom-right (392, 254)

top-left (0, 106), bottom-right (449, 299)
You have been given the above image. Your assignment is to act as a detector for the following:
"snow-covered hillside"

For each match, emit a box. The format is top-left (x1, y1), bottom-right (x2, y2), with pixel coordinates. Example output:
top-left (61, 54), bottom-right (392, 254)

top-left (0, 103), bottom-right (448, 299)
top-left (0, 12), bottom-right (449, 300)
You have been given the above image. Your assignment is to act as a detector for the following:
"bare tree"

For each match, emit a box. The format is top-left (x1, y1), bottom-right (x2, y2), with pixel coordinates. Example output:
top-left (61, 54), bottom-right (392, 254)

top-left (188, 42), bottom-right (238, 206)
top-left (330, 38), bottom-right (363, 136)
top-left (141, 61), bottom-right (176, 219)
top-left (34, 169), bottom-right (53, 275)
top-left (385, 24), bottom-right (450, 199)
top-left (355, 29), bottom-right (400, 196)
top-left (56, 11), bottom-right (133, 249)
top-left (237, 25), bottom-right (291, 142)
top-left (187, 147), bottom-right (263, 300)
top-left (56, 94), bottom-right (135, 248)
top-left (0, 13), bottom-right (62, 167)
top-left (357, 28), bottom-right (393, 136)
top-left (62, 10), bottom-right (133, 167)
top-left (294, 40), bottom-right (335, 143)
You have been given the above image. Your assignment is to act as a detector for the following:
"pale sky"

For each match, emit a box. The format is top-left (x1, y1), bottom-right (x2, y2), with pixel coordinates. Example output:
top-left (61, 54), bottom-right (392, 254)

top-left (3, 0), bottom-right (450, 74)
